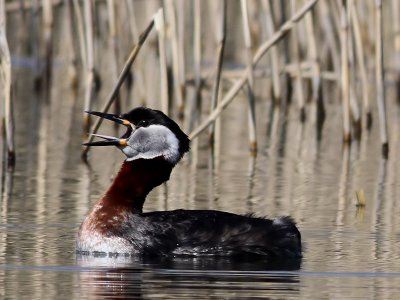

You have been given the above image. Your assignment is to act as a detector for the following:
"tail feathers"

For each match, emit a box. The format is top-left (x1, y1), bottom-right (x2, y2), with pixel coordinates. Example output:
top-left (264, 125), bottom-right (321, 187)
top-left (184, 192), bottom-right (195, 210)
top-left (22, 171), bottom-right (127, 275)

top-left (270, 216), bottom-right (302, 258)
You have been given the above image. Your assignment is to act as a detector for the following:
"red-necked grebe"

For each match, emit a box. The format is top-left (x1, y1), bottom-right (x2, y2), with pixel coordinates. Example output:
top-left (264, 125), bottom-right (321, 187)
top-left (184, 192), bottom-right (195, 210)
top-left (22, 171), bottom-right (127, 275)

top-left (76, 107), bottom-right (302, 258)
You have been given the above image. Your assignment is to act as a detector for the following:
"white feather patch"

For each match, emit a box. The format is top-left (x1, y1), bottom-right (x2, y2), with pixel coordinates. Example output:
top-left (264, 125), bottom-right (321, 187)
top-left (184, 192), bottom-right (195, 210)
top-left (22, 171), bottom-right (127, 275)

top-left (122, 124), bottom-right (181, 164)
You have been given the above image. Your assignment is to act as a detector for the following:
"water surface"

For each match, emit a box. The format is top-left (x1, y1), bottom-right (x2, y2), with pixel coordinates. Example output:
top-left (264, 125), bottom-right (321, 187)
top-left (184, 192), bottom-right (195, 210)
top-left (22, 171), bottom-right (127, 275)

top-left (2, 6), bottom-right (400, 300)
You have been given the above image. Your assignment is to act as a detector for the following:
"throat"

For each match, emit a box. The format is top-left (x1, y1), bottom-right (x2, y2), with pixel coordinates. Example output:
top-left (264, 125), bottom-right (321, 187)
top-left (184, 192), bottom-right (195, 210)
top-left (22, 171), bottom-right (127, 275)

top-left (102, 158), bottom-right (173, 212)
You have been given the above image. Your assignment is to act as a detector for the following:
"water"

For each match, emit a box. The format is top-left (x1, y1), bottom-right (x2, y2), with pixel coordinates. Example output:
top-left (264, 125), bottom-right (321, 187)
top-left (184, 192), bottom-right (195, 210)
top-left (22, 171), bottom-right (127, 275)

top-left (2, 77), bottom-right (400, 299)
top-left (3, 6), bottom-right (400, 300)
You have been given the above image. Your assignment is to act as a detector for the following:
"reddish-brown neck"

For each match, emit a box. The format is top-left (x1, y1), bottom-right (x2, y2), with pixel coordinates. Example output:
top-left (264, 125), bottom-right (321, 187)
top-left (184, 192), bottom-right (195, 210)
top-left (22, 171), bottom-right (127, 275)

top-left (101, 157), bottom-right (173, 213)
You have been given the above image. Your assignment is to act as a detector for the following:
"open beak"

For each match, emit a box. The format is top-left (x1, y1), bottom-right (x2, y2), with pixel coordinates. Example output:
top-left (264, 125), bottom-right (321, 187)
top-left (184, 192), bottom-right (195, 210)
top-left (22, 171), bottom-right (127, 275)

top-left (83, 111), bottom-right (132, 147)
top-left (85, 111), bottom-right (131, 126)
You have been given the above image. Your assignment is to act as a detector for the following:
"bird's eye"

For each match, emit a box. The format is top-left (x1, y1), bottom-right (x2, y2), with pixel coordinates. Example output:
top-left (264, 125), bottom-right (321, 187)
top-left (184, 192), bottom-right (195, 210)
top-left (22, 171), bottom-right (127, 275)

top-left (137, 120), bottom-right (148, 127)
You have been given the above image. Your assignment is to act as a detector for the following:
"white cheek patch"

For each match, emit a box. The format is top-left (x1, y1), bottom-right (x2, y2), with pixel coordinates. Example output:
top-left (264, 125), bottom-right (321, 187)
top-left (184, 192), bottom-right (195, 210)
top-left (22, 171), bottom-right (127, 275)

top-left (122, 125), bottom-right (181, 164)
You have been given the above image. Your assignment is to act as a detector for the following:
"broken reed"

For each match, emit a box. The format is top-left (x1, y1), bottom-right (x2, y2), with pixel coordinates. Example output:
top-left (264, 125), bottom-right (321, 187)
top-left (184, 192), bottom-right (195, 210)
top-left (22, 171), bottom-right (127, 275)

top-left (1, 0), bottom-right (396, 166)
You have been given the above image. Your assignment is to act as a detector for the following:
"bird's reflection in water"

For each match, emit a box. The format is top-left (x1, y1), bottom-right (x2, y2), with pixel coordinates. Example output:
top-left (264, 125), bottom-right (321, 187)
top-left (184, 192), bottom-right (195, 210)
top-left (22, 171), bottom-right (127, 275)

top-left (77, 254), bottom-right (301, 299)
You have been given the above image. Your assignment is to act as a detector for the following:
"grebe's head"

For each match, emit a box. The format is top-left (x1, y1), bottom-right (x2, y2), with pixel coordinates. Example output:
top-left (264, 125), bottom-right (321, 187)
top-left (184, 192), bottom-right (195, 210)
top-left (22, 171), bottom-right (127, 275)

top-left (84, 107), bottom-right (190, 165)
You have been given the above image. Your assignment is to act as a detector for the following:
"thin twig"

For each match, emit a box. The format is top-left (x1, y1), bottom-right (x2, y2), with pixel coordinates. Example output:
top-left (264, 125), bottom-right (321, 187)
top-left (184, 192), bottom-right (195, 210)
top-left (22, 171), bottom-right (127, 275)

top-left (81, 18), bottom-right (155, 160)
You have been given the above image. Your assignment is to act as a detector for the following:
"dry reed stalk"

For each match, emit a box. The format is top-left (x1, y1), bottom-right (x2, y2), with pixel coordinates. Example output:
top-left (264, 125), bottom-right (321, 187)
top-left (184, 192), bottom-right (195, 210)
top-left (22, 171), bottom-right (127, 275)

top-left (187, 0), bottom-right (202, 132)
top-left (72, 0), bottom-right (87, 71)
top-left (42, 0), bottom-right (54, 99)
top-left (82, 18), bottom-right (155, 160)
top-left (82, 0), bottom-right (95, 135)
top-left (375, 0), bottom-right (388, 158)
top-left (192, 0), bottom-right (201, 76)
top-left (349, 0), bottom-right (371, 129)
top-left (392, 0), bottom-right (400, 105)
top-left (220, 64), bottom-right (338, 81)
top-left (107, 0), bottom-right (118, 73)
top-left (154, 8), bottom-right (169, 114)
top-left (6, 0), bottom-right (61, 12)
top-left (125, 0), bottom-right (146, 105)
top-left (176, 0), bottom-right (186, 105)
top-left (107, 0), bottom-right (121, 119)
top-left (208, 0), bottom-right (226, 145)
top-left (64, 0), bottom-right (78, 90)
top-left (240, 0), bottom-right (257, 153)
top-left (285, 69), bottom-right (337, 81)
top-left (290, 0), bottom-right (306, 122)
top-left (0, 0), bottom-right (15, 166)
top-left (30, 0), bottom-right (41, 91)
top-left (349, 88), bottom-right (361, 138)
top-left (305, 9), bottom-right (326, 132)
top-left (393, 0), bottom-right (400, 68)
top-left (347, 19), bottom-right (361, 138)
top-left (339, 0), bottom-right (351, 143)
top-left (319, 1), bottom-right (340, 74)
top-left (189, 0), bottom-right (319, 140)
top-left (262, 0), bottom-right (281, 105)
top-left (165, 0), bottom-right (184, 116)
top-left (304, 9), bottom-right (324, 125)
top-left (276, 1), bottom-right (293, 106)
top-left (330, 1), bottom-right (342, 40)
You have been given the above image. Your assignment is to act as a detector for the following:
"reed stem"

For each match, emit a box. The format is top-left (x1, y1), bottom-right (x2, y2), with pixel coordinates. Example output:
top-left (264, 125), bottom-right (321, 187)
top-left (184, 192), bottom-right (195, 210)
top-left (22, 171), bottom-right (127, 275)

top-left (187, 0), bottom-right (202, 132)
top-left (240, 0), bottom-right (257, 154)
top-left (350, 0), bottom-right (371, 129)
top-left (319, 1), bottom-right (340, 74)
top-left (262, 0), bottom-right (281, 105)
top-left (125, 0), bottom-right (146, 104)
top-left (107, 0), bottom-right (121, 119)
top-left (339, 0), bottom-right (351, 143)
top-left (72, 0), bottom-right (87, 71)
top-left (0, 0), bottom-right (15, 166)
top-left (155, 8), bottom-right (169, 114)
top-left (42, 0), bottom-right (53, 97)
top-left (82, 0), bottom-right (95, 135)
top-left (290, 0), bottom-right (306, 122)
top-left (64, 0), bottom-right (78, 90)
top-left (209, 0), bottom-right (226, 146)
top-left (82, 18), bottom-right (155, 160)
top-left (165, 0), bottom-right (184, 116)
top-left (190, 0), bottom-right (319, 139)
top-left (375, 0), bottom-right (388, 158)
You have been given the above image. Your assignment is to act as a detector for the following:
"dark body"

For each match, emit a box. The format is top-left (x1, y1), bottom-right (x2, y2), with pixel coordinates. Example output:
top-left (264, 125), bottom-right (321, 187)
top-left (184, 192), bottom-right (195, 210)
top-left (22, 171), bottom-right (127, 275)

top-left (77, 159), bottom-right (301, 258)
top-left (116, 210), bottom-right (301, 258)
